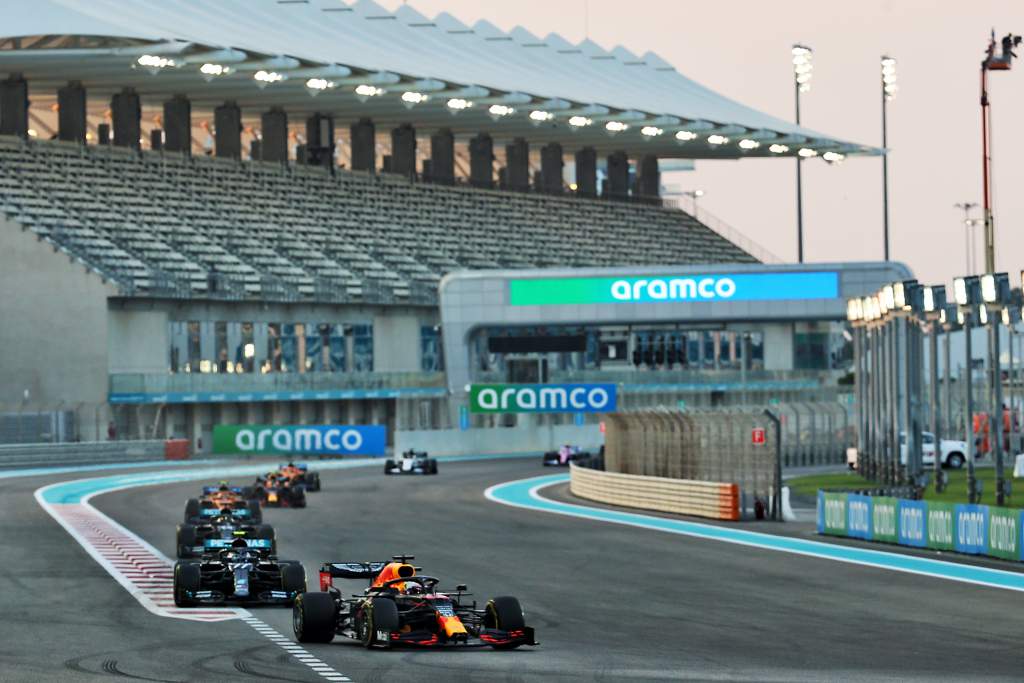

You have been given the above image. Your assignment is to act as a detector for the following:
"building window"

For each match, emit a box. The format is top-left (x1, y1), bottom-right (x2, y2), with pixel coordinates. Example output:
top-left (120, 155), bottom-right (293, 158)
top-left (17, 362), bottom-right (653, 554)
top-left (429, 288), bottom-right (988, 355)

top-left (421, 325), bottom-right (442, 372)
top-left (352, 324), bottom-right (373, 372)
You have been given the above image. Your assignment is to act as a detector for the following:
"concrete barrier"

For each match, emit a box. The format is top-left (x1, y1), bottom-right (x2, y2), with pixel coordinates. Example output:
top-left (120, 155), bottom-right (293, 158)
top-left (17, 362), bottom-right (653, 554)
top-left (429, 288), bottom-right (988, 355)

top-left (395, 424), bottom-right (602, 457)
top-left (569, 463), bottom-right (740, 521)
top-left (0, 440), bottom-right (167, 468)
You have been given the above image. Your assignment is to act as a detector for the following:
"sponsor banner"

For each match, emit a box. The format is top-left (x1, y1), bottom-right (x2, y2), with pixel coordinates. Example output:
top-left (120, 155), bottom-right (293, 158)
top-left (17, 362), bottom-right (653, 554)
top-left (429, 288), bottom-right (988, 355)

top-left (212, 425), bottom-right (387, 457)
top-left (508, 272), bottom-right (839, 306)
top-left (896, 500), bottom-right (927, 548)
top-left (469, 383), bottom-right (616, 414)
top-left (925, 502), bottom-right (956, 551)
top-left (954, 504), bottom-right (989, 555)
top-left (820, 492), bottom-right (848, 536)
top-left (847, 494), bottom-right (872, 540)
top-left (987, 507), bottom-right (1021, 561)
top-left (871, 496), bottom-right (899, 544)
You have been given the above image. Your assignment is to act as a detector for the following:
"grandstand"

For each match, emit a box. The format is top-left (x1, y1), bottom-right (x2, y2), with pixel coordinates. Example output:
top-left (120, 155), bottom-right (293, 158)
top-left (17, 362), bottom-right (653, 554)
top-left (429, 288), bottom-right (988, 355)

top-left (0, 1), bottom-right (883, 449)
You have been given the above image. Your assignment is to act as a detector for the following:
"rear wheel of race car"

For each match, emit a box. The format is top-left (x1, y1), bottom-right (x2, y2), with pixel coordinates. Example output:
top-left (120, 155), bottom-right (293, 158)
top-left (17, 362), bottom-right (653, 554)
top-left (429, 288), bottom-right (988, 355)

top-left (358, 597), bottom-right (400, 648)
top-left (428, 459), bottom-right (439, 475)
top-left (246, 499), bottom-right (262, 523)
top-left (293, 592), bottom-right (337, 643)
top-left (281, 563), bottom-right (306, 601)
top-left (176, 525), bottom-right (197, 558)
top-left (184, 498), bottom-right (199, 523)
top-left (485, 596), bottom-right (526, 649)
top-left (384, 459), bottom-right (395, 475)
top-left (173, 562), bottom-right (200, 607)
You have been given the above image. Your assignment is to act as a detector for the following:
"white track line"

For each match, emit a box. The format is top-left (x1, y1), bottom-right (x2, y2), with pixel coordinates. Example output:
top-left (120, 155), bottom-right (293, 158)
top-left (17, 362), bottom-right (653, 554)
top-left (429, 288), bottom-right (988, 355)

top-left (239, 616), bottom-right (350, 681)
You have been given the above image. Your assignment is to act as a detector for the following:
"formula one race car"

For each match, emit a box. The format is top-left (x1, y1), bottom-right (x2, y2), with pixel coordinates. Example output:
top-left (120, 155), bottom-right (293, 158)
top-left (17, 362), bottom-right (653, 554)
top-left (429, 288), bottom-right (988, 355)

top-left (292, 555), bottom-right (536, 649)
top-left (384, 450), bottom-right (438, 475)
top-left (276, 462), bottom-right (321, 492)
top-left (176, 509), bottom-right (277, 559)
top-left (542, 445), bottom-right (590, 467)
top-left (185, 484), bottom-right (262, 524)
top-left (173, 538), bottom-right (306, 607)
top-left (244, 472), bottom-right (307, 508)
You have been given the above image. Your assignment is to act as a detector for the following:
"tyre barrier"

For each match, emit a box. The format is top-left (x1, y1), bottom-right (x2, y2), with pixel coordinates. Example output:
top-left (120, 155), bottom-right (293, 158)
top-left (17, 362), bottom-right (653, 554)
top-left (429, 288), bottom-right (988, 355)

top-left (569, 462), bottom-right (740, 521)
top-left (817, 491), bottom-right (1023, 561)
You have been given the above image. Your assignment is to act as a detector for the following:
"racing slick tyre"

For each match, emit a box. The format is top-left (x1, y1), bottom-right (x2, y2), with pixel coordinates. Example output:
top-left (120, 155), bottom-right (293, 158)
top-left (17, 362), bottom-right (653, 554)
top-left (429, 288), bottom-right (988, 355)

top-left (176, 525), bottom-right (197, 558)
top-left (241, 486), bottom-right (256, 499)
top-left (384, 459), bottom-right (395, 475)
top-left (358, 597), bottom-right (400, 648)
top-left (173, 562), bottom-right (201, 607)
top-left (281, 563), bottom-right (307, 601)
top-left (485, 596), bottom-right (526, 649)
top-left (306, 473), bottom-right (321, 491)
top-left (254, 524), bottom-right (276, 554)
top-left (246, 499), bottom-right (262, 523)
top-left (293, 592), bottom-right (337, 643)
top-left (184, 498), bottom-right (200, 523)
top-left (428, 458), bottom-right (439, 475)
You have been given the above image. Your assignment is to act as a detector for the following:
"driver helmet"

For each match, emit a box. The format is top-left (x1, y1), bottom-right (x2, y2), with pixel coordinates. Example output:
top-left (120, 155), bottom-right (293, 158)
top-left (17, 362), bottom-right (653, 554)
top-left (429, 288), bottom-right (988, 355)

top-left (231, 538), bottom-right (248, 549)
top-left (403, 582), bottom-right (423, 595)
top-left (218, 481), bottom-right (230, 492)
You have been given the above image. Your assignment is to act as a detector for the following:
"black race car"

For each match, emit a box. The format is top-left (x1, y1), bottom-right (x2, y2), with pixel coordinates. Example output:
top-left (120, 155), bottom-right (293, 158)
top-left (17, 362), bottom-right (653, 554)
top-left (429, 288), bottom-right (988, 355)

top-left (384, 450), bottom-right (438, 475)
top-left (276, 463), bottom-right (321, 492)
top-left (292, 555), bottom-right (536, 649)
top-left (185, 485), bottom-right (262, 524)
top-left (542, 445), bottom-right (590, 467)
top-left (176, 510), bottom-right (276, 559)
top-left (173, 539), bottom-right (306, 607)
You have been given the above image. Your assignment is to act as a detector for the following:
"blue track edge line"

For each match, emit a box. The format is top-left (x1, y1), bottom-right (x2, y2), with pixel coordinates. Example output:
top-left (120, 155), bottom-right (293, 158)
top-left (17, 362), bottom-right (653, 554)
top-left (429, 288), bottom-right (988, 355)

top-left (484, 474), bottom-right (1024, 593)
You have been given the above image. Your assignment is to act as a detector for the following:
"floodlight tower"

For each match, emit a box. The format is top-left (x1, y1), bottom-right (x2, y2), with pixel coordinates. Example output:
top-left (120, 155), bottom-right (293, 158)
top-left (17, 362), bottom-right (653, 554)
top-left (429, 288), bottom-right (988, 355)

top-left (792, 45), bottom-right (812, 263)
top-left (880, 57), bottom-right (897, 261)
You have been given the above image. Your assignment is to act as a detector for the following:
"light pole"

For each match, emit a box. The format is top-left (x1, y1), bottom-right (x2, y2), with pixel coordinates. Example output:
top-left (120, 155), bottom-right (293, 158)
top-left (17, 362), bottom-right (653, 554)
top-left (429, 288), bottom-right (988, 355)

top-left (881, 56), bottom-right (897, 261)
top-left (792, 44), bottom-right (813, 263)
top-left (923, 286), bottom-right (948, 491)
top-left (954, 275), bottom-right (983, 503)
top-left (982, 273), bottom-right (1012, 504)
top-left (954, 202), bottom-right (979, 274)
top-left (980, 32), bottom-right (1021, 273)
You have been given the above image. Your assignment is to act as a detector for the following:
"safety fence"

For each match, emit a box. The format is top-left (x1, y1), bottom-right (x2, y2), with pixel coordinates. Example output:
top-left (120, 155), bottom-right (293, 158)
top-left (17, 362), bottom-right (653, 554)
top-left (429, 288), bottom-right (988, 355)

top-left (0, 440), bottom-right (168, 468)
top-left (570, 463), bottom-right (740, 520)
top-left (818, 491), bottom-right (1024, 562)
top-left (603, 408), bottom-right (778, 504)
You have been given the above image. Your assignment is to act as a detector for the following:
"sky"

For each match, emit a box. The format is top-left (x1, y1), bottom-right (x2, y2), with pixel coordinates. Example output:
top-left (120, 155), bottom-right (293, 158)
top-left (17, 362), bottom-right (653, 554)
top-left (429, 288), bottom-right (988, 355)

top-left (378, 0), bottom-right (1024, 289)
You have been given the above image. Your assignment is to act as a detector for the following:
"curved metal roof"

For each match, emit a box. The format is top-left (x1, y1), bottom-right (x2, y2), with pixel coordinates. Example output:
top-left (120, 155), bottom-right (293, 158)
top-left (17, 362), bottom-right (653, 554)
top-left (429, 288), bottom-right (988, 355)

top-left (0, 0), bottom-right (877, 159)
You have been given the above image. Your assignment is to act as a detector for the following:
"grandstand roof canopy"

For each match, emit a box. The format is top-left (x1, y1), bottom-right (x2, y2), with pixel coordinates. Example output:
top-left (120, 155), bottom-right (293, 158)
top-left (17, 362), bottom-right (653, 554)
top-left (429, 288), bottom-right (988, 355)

top-left (0, 0), bottom-right (877, 159)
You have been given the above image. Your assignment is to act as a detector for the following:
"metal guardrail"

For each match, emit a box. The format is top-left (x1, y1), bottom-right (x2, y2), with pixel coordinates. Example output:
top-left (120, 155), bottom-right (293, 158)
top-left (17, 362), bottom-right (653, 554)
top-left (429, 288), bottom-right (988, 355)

top-left (109, 371), bottom-right (446, 395)
top-left (0, 440), bottom-right (167, 468)
top-left (570, 463), bottom-right (740, 520)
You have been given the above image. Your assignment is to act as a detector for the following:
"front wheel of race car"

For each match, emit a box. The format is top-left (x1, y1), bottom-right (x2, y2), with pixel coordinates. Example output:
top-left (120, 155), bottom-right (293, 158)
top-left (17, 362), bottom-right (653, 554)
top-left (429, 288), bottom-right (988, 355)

top-left (358, 598), bottom-right (400, 648)
top-left (173, 562), bottom-right (201, 607)
top-left (184, 498), bottom-right (199, 523)
top-left (383, 459), bottom-right (395, 475)
top-left (293, 592), bottom-right (337, 643)
top-left (176, 525), bottom-right (197, 558)
top-left (484, 596), bottom-right (526, 649)
top-left (246, 499), bottom-right (262, 523)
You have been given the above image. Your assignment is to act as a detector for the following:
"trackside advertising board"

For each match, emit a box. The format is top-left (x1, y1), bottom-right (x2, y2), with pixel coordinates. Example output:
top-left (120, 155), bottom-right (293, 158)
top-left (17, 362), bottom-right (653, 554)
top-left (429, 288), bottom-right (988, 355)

top-left (213, 425), bottom-right (386, 457)
top-left (816, 492), bottom-right (1024, 563)
top-left (508, 272), bottom-right (839, 306)
top-left (469, 383), bottom-right (616, 414)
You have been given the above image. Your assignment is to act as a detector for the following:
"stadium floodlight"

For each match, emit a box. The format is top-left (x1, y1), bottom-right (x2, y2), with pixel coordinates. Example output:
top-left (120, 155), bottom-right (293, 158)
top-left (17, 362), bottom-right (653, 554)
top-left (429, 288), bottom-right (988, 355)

top-left (881, 56), bottom-right (898, 100)
top-left (402, 91), bottom-right (428, 107)
top-left (769, 143), bottom-right (789, 154)
top-left (980, 272), bottom-right (1010, 304)
top-left (1002, 306), bottom-right (1022, 326)
top-left (605, 121), bottom-right (629, 134)
top-left (798, 147), bottom-right (818, 158)
top-left (488, 104), bottom-right (515, 118)
top-left (675, 130), bottom-right (698, 142)
top-left (641, 126), bottom-right (664, 137)
top-left (847, 298), bottom-right (863, 322)
top-left (707, 134), bottom-right (729, 145)
top-left (738, 139), bottom-right (760, 150)
top-left (200, 63), bottom-right (231, 79)
top-left (979, 303), bottom-right (989, 325)
top-left (792, 45), bottom-right (813, 93)
top-left (822, 151), bottom-right (845, 163)
top-left (529, 110), bottom-right (554, 123)
top-left (446, 97), bottom-right (472, 111)
top-left (354, 84), bottom-right (385, 100)
top-left (953, 275), bottom-right (981, 306)
top-left (305, 78), bottom-right (333, 94)
top-left (136, 54), bottom-right (176, 72)
top-left (882, 284), bottom-right (896, 311)
top-left (569, 115), bottom-right (593, 128)
top-left (254, 70), bottom-right (285, 86)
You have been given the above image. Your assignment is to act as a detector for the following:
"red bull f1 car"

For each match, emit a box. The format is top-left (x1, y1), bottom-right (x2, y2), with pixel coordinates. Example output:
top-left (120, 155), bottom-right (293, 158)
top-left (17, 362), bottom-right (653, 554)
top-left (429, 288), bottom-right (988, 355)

top-left (384, 450), bottom-right (438, 475)
top-left (276, 462), bottom-right (322, 491)
top-left (173, 538), bottom-right (306, 607)
top-left (292, 555), bottom-right (536, 649)
top-left (244, 471), bottom-right (307, 508)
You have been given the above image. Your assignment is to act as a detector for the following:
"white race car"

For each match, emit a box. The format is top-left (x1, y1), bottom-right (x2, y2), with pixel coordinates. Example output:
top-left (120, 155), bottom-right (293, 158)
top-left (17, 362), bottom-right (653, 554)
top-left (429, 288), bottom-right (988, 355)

top-left (384, 450), bottom-right (439, 475)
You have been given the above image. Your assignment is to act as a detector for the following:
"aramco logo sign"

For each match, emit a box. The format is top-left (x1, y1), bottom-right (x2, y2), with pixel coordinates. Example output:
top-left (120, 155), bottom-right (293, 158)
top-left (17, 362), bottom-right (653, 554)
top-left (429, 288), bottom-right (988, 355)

top-left (469, 384), bottom-right (616, 414)
top-left (213, 425), bottom-right (386, 456)
top-left (508, 272), bottom-right (839, 306)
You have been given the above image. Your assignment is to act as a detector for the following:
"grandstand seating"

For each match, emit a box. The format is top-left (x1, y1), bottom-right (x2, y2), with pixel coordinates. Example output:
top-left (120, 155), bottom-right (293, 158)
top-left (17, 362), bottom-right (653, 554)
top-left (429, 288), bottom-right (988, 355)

top-left (0, 135), bottom-right (756, 303)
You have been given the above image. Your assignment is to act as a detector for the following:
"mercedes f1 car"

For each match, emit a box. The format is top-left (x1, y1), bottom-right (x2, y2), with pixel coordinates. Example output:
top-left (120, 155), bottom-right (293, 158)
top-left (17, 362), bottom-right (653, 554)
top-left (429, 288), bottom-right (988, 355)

top-left (176, 509), bottom-right (276, 559)
top-left (384, 450), bottom-right (438, 475)
top-left (292, 555), bottom-right (536, 649)
top-left (173, 538), bottom-right (306, 607)
top-left (185, 484), bottom-right (262, 524)
top-left (245, 471), bottom-right (307, 508)
top-left (542, 445), bottom-right (590, 467)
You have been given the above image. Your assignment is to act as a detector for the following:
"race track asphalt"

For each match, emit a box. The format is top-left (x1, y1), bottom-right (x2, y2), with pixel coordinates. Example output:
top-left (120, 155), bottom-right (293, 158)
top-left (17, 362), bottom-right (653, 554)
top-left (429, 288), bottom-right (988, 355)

top-left (2, 457), bottom-right (1023, 682)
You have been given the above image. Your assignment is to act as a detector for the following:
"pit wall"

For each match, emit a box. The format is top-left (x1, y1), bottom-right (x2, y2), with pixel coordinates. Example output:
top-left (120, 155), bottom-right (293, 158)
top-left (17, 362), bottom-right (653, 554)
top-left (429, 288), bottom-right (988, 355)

top-left (393, 424), bottom-right (603, 457)
top-left (817, 491), bottom-right (1021, 561)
